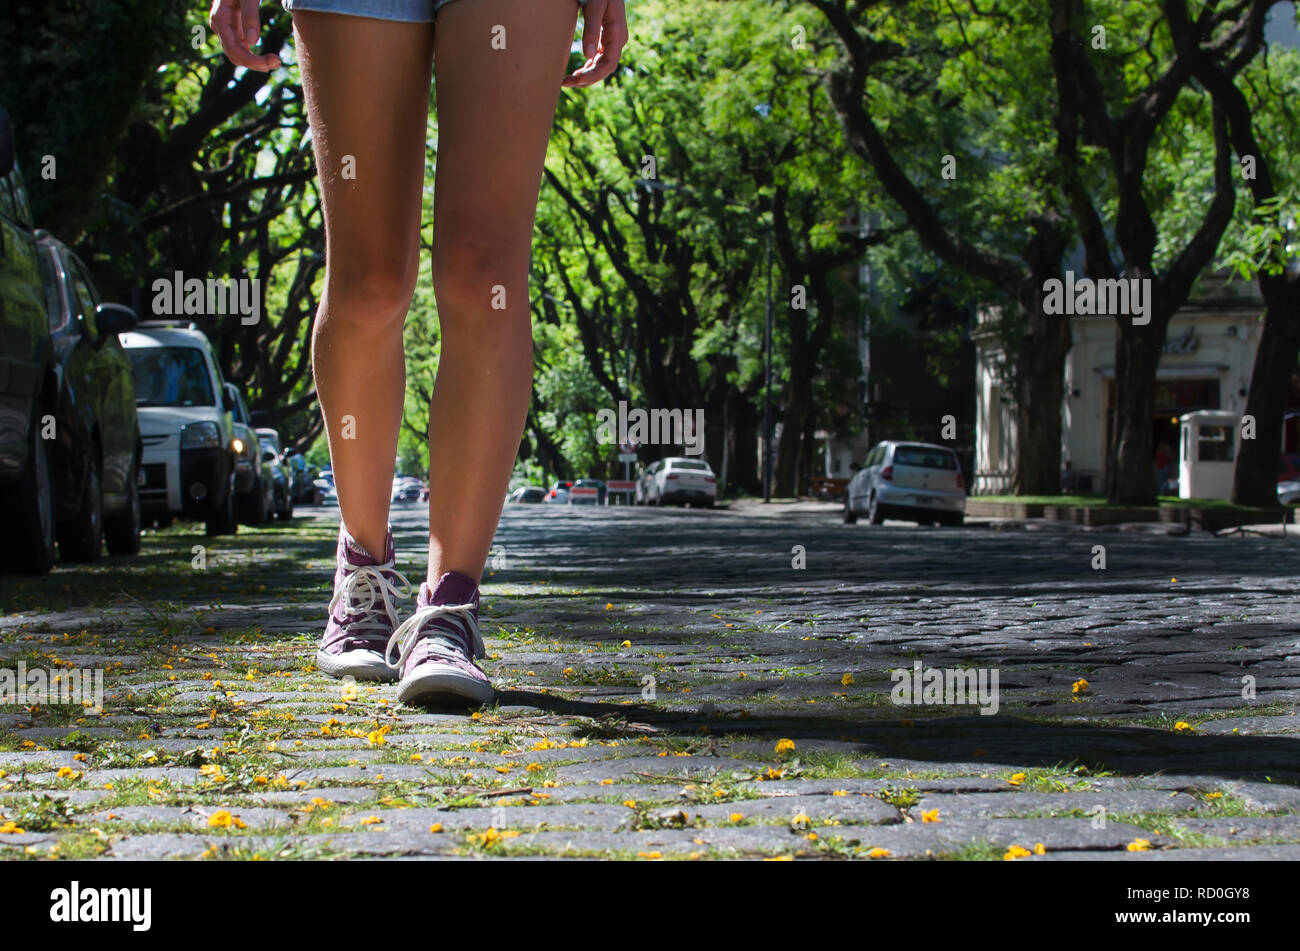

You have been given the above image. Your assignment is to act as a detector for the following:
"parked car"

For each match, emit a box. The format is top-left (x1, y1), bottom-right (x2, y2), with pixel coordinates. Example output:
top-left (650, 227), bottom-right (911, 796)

top-left (635, 461), bottom-right (662, 505)
top-left (644, 457), bottom-right (716, 507)
top-left (223, 382), bottom-right (274, 525)
top-left (314, 477), bottom-right (337, 504)
top-left (255, 427), bottom-right (295, 519)
top-left (285, 450), bottom-right (317, 503)
top-left (1279, 480), bottom-right (1300, 507)
top-left (119, 321), bottom-right (239, 535)
top-left (544, 479), bottom-right (573, 504)
top-left (570, 478), bottom-right (606, 505)
top-left (508, 485), bottom-right (546, 503)
top-left (0, 111), bottom-right (145, 571)
top-left (844, 441), bottom-right (966, 526)
top-left (392, 475), bottom-right (422, 502)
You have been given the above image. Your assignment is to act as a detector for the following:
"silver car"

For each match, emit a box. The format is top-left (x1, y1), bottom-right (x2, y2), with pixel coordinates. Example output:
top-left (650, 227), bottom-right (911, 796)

top-left (844, 441), bottom-right (965, 526)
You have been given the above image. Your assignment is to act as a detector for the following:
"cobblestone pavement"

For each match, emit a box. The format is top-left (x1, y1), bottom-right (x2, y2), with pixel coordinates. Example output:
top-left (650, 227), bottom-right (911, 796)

top-left (1, 502), bottom-right (1299, 860)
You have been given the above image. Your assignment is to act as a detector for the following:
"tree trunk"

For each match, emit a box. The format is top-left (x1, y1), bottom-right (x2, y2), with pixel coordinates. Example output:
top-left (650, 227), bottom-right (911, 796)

top-left (1232, 275), bottom-right (1300, 507)
top-left (1013, 310), bottom-right (1071, 495)
top-left (1107, 327), bottom-right (1161, 504)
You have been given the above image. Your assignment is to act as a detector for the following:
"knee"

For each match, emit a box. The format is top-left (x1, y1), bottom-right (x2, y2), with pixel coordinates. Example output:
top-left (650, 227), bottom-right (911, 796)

top-left (431, 240), bottom-right (528, 325)
top-left (323, 257), bottom-right (418, 331)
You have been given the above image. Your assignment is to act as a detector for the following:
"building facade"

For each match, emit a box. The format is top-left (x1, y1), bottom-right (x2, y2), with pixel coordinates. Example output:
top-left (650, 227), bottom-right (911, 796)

top-left (974, 276), bottom-right (1267, 495)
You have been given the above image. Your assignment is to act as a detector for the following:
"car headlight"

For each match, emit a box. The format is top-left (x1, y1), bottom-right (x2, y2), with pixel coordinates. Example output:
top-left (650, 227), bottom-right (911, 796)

top-left (181, 422), bottom-right (222, 449)
top-left (232, 437), bottom-right (245, 455)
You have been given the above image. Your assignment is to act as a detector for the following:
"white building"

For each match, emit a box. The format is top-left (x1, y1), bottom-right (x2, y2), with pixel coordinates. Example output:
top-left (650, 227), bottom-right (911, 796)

top-left (973, 275), bottom-right (1265, 495)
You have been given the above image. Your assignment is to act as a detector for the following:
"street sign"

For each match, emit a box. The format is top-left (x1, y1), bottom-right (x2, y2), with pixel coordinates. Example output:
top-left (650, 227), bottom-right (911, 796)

top-left (606, 480), bottom-right (635, 491)
top-left (619, 441), bottom-right (637, 454)
top-left (618, 453), bottom-right (637, 462)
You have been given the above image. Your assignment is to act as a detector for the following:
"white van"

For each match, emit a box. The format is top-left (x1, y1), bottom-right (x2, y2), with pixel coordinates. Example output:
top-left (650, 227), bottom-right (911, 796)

top-left (118, 321), bottom-right (239, 534)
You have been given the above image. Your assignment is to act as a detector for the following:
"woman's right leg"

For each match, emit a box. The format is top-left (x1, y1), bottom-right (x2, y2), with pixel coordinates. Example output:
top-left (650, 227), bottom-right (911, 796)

top-left (295, 11), bottom-right (434, 561)
top-left (295, 11), bottom-right (433, 680)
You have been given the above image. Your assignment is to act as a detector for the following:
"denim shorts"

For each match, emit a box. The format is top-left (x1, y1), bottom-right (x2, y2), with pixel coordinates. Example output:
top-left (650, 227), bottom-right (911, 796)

top-left (283, 0), bottom-right (586, 22)
top-left (281, 0), bottom-right (457, 22)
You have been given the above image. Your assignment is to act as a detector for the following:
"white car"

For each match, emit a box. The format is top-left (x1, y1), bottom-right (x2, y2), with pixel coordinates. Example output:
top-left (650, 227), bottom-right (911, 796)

top-left (844, 441), bottom-right (965, 526)
top-left (646, 457), bottom-right (716, 507)
top-left (1279, 480), bottom-right (1300, 506)
top-left (119, 321), bottom-right (239, 535)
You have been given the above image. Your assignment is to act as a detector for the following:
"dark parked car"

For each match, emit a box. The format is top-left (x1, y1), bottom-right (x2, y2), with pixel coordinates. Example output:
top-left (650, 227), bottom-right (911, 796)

top-left (255, 427), bottom-right (295, 520)
top-left (0, 106), bottom-right (142, 571)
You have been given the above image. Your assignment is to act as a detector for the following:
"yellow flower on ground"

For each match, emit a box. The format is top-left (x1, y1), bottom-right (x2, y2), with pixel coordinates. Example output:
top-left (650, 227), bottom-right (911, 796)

top-left (867, 848), bottom-right (890, 859)
top-left (429, 823), bottom-right (443, 833)
top-left (620, 640), bottom-right (631, 648)
top-left (605, 603), bottom-right (613, 610)
top-left (637, 851), bottom-right (662, 859)
top-left (600, 778), bottom-right (614, 786)
top-left (1127, 838), bottom-right (1152, 852)
top-left (1205, 791), bottom-right (1223, 800)
top-left (841, 672), bottom-right (854, 686)
top-left (623, 800), bottom-right (637, 808)
top-left (1034, 843), bottom-right (1046, 855)
top-left (831, 790), bottom-right (847, 797)
top-left (1174, 721), bottom-right (1193, 732)
top-left (1003, 844), bottom-right (1032, 861)
top-left (56, 767), bottom-right (81, 780)
top-left (1008, 772), bottom-right (1026, 786)
top-left (730, 813), bottom-right (744, 822)
top-left (366, 729), bottom-right (387, 747)
top-left (0, 821), bottom-right (24, 834)
top-left (208, 810), bottom-right (246, 829)
top-left (774, 738), bottom-right (795, 753)
top-left (921, 809), bottom-right (941, 823)
top-left (1072, 678), bottom-right (1089, 694)
top-left (360, 816), bottom-right (383, 826)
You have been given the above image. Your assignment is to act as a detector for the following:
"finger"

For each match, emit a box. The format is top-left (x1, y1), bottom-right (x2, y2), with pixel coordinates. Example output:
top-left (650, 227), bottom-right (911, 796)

top-left (563, 5), bottom-right (627, 87)
top-left (209, 0), bottom-right (280, 70)
top-left (563, 23), bottom-right (626, 86)
top-left (580, 0), bottom-right (606, 60)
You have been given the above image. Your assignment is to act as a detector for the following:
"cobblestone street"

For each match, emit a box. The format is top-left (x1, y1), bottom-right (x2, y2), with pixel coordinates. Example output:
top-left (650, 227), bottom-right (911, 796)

top-left (2, 503), bottom-right (1298, 860)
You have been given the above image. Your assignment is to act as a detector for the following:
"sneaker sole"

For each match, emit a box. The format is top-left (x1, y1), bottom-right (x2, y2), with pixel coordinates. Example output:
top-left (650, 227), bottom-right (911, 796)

top-left (397, 667), bottom-right (495, 707)
top-left (316, 648), bottom-right (399, 683)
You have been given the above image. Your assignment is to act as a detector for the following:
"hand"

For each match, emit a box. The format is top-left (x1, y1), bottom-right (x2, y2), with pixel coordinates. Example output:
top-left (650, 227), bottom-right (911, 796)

top-left (209, 0), bottom-right (282, 71)
top-left (562, 0), bottom-right (627, 88)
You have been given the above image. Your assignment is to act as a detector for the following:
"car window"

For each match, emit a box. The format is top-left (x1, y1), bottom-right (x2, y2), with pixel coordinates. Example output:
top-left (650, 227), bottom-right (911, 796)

top-left (668, 460), bottom-right (711, 472)
top-left (66, 254), bottom-right (100, 338)
top-left (36, 245), bottom-right (65, 331)
top-left (126, 346), bottom-right (216, 407)
top-left (893, 446), bottom-right (958, 469)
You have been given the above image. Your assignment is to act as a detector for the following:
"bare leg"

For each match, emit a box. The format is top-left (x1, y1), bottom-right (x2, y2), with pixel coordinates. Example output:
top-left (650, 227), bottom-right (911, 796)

top-left (295, 11), bottom-right (435, 559)
top-left (425, 0), bottom-right (579, 585)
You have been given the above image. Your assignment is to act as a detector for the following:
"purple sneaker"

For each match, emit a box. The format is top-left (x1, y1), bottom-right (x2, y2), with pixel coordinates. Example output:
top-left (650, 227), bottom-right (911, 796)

top-left (385, 571), bottom-right (494, 707)
top-left (317, 524), bottom-right (413, 682)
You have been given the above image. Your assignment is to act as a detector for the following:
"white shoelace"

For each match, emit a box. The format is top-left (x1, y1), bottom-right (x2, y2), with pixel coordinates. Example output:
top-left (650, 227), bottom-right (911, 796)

top-left (385, 602), bottom-right (485, 671)
top-left (328, 562), bottom-right (414, 637)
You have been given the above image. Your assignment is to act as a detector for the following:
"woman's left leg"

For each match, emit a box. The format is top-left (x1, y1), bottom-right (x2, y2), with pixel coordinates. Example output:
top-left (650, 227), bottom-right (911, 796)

top-left (384, 0), bottom-right (581, 706)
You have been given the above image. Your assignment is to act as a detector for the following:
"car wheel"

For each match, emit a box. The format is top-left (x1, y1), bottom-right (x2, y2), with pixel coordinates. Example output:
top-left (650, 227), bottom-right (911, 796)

top-left (867, 492), bottom-right (883, 525)
top-left (57, 455), bottom-right (104, 563)
top-left (1, 406), bottom-right (58, 574)
top-left (105, 454), bottom-right (143, 555)
top-left (207, 473), bottom-right (239, 536)
top-left (842, 495), bottom-right (857, 524)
